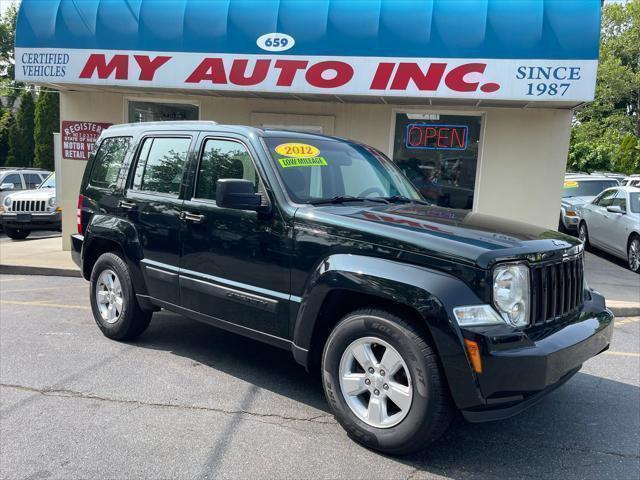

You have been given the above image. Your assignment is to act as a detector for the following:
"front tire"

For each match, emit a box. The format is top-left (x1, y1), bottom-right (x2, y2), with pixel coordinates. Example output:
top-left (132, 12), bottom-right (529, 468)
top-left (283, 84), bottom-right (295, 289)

top-left (5, 227), bottom-right (30, 240)
top-left (628, 236), bottom-right (640, 274)
top-left (321, 308), bottom-right (452, 455)
top-left (90, 252), bottom-right (152, 340)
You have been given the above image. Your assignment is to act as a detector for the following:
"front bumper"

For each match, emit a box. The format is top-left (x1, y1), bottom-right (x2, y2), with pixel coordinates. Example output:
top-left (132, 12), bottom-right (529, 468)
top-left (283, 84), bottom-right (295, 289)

top-left (1, 211), bottom-right (61, 231)
top-left (458, 292), bottom-right (613, 422)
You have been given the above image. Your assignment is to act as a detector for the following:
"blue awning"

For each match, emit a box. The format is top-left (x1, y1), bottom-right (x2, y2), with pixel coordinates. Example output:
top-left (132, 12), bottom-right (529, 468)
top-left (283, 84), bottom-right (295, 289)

top-left (16, 0), bottom-right (600, 60)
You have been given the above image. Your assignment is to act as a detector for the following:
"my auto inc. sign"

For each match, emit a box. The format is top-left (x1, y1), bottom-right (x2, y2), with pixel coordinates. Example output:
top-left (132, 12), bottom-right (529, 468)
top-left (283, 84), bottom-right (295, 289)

top-left (16, 49), bottom-right (597, 103)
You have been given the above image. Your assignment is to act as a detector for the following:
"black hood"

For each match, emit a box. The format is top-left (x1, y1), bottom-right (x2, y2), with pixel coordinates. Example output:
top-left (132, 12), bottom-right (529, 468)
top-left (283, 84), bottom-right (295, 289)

top-left (295, 203), bottom-right (582, 269)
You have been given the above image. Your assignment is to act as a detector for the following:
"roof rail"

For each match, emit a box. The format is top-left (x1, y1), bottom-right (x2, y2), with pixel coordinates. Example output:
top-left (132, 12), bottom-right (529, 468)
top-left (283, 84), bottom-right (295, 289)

top-left (106, 120), bottom-right (219, 130)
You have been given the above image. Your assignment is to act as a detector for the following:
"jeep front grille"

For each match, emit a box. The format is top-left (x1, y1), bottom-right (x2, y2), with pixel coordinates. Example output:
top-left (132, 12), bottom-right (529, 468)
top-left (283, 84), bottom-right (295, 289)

top-left (11, 200), bottom-right (46, 212)
top-left (531, 253), bottom-right (584, 324)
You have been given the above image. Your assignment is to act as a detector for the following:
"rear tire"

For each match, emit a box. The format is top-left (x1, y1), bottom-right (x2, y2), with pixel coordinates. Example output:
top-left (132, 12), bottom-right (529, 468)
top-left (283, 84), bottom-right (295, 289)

top-left (89, 252), bottom-right (152, 340)
top-left (321, 308), bottom-right (453, 455)
top-left (5, 227), bottom-right (30, 240)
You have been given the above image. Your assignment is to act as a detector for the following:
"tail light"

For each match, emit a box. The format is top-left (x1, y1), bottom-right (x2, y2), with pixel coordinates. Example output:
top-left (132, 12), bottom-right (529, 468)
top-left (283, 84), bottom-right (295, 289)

top-left (77, 194), bottom-right (84, 234)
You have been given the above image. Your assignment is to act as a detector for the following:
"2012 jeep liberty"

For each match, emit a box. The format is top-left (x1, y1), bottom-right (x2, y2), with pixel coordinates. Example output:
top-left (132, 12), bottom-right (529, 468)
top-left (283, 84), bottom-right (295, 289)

top-left (72, 121), bottom-right (613, 454)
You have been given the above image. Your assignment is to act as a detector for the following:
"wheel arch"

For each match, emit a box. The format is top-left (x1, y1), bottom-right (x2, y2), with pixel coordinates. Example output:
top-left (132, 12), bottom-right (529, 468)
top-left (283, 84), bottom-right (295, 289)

top-left (291, 254), bottom-right (486, 410)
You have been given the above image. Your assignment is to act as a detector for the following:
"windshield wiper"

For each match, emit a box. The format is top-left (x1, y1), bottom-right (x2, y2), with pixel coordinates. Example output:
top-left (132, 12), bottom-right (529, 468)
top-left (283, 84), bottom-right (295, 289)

top-left (375, 195), bottom-right (432, 206)
top-left (308, 195), bottom-right (389, 206)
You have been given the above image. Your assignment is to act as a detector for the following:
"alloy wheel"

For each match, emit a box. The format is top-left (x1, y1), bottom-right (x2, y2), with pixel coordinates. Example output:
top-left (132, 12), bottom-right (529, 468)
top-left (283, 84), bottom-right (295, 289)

top-left (338, 336), bottom-right (413, 428)
top-left (95, 269), bottom-right (124, 324)
top-left (629, 239), bottom-right (640, 272)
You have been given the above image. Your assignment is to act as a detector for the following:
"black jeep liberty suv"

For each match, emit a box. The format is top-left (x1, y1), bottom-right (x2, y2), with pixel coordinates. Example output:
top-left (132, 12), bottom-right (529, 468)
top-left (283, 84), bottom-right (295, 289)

top-left (72, 121), bottom-right (613, 454)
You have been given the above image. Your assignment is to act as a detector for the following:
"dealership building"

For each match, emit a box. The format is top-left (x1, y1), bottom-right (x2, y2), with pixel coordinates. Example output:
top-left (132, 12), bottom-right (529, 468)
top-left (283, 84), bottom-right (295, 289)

top-left (15, 0), bottom-right (601, 250)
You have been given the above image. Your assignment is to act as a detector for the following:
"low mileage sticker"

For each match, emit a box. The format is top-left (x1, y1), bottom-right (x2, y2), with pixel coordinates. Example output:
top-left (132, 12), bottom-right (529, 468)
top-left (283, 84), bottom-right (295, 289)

top-left (278, 157), bottom-right (327, 168)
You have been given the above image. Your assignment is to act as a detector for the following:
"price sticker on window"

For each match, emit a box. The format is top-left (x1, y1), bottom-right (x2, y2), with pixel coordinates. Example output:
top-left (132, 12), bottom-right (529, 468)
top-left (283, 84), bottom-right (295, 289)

top-left (275, 143), bottom-right (320, 158)
top-left (564, 181), bottom-right (579, 188)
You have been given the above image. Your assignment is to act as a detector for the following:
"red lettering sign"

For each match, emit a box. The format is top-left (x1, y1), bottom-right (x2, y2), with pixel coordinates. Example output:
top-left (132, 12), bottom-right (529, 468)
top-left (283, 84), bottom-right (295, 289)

top-left (61, 121), bottom-right (112, 160)
top-left (406, 124), bottom-right (468, 150)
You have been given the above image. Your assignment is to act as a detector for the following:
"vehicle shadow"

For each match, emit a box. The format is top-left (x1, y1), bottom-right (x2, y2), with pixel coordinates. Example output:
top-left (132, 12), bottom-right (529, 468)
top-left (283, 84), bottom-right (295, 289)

top-left (135, 311), bottom-right (639, 479)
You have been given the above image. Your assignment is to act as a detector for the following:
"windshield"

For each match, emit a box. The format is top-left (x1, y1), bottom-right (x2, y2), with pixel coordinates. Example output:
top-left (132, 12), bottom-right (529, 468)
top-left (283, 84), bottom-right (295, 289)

top-left (630, 192), bottom-right (640, 213)
top-left (39, 173), bottom-right (55, 189)
top-left (563, 179), bottom-right (618, 198)
top-left (264, 137), bottom-right (423, 204)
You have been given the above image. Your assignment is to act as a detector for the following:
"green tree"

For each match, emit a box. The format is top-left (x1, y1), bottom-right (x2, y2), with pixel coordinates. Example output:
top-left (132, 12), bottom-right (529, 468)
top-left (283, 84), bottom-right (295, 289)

top-left (0, 3), bottom-right (20, 101)
top-left (568, 0), bottom-right (640, 174)
top-left (33, 88), bottom-right (59, 170)
top-left (7, 89), bottom-right (36, 167)
top-left (0, 109), bottom-right (13, 166)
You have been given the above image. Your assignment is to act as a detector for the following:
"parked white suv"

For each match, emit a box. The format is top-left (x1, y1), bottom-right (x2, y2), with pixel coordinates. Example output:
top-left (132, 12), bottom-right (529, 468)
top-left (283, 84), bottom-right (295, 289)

top-left (0, 173), bottom-right (60, 239)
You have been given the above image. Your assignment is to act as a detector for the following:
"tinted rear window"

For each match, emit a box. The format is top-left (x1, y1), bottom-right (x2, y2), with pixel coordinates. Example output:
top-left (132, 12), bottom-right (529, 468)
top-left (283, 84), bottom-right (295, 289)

top-left (90, 137), bottom-right (132, 188)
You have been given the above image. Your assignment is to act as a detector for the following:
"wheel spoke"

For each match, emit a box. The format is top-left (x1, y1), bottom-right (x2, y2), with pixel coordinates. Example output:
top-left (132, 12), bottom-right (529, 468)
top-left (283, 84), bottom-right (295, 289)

top-left (380, 347), bottom-right (403, 375)
top-left (366, 396), bottom-right (386, 425)
top-left (114, 296), bottom-right (123, 313)
top-left (107, 303), bottom-right (114, 322)
top-left (386, 381), bottom-right (412, 412)
top-left (341, 373), bottom-right (367, 396)
top-left (351, 342), bottom-right (377, 370)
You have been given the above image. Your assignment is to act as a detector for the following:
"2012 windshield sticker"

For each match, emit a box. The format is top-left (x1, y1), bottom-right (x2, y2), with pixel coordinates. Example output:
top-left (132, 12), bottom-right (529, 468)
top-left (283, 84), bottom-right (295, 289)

top-left (275, 143), bottom-right (320, 158)
top-left (279, 157), bottom-right (327, 168)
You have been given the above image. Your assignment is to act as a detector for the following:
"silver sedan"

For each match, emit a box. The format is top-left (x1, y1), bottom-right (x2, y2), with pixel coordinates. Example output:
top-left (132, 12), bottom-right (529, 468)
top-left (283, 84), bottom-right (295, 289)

top-left (578, 186), bottom-right (640, 273)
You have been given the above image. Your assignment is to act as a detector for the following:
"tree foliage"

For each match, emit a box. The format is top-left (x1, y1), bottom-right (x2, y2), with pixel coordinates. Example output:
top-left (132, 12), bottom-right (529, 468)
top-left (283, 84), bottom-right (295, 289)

top-left (6, 89), bottom-right (36, 167)
top-left (34, 88), bottom-right (60, 170)
top-left (568, 0), bottom-right (640, 174)
top-left (0, 2), bottom-right (20, 102)
top-left (0, 109), bottom-right (13, 166)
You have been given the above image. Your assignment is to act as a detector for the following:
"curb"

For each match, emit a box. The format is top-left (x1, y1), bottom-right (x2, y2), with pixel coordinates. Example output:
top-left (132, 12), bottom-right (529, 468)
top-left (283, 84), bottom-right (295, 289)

top-left (0, 264), bottom-right (82, 278)
top-left (609, 305), bottom-right (640, 318)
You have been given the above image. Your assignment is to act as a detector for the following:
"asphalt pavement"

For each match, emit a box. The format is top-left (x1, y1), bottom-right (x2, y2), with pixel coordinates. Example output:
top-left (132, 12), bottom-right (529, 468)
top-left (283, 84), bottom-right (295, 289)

top-left (1, 274), bottom-right (639, 479)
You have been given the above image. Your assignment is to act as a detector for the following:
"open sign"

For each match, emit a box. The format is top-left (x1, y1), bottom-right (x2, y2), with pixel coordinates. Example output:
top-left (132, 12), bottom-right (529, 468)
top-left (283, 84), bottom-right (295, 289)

top-left (405, 124), bottom-right (468, 150)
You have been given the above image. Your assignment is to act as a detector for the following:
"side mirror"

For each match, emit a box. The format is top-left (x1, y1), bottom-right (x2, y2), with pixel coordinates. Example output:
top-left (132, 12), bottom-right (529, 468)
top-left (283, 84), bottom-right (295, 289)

top-left (216, 179), bottom-right (263, 211)
top-left (0, 183), bottom-right (14, 191)
top-left (606, 205), bottom-right (625, 214)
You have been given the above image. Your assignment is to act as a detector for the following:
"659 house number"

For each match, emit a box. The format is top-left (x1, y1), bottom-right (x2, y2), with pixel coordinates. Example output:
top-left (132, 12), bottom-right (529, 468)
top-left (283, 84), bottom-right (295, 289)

top-left (517, 66), bottom-right (582, 97)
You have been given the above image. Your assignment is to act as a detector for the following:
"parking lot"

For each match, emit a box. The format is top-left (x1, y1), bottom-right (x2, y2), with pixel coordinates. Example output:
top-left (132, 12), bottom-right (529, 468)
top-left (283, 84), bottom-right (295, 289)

top-left (1, 273), bottom-right (638, 480)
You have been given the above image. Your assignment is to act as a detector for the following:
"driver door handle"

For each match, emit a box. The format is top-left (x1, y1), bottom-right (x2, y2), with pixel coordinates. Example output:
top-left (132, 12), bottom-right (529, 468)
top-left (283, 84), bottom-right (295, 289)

top-left (118, 200), bottom-right (137, 210)
top-left (182, 212), bottom-right (205, 224)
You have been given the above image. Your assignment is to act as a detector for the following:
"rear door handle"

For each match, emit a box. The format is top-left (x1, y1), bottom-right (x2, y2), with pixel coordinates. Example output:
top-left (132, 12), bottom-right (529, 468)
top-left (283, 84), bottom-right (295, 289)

top-left (182, 212), bottom-right (205, 224)
top-left (119, 200), bottom-right (137, 210)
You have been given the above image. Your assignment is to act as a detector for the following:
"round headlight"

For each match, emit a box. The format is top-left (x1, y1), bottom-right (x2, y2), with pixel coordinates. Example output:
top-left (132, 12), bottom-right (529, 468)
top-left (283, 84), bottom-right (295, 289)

top-left (48, 197), bottom-right (56, 207)
top-left (493, 264), bottom-right (530, 327)
top-left (3, 196), bottom-right (11, 207)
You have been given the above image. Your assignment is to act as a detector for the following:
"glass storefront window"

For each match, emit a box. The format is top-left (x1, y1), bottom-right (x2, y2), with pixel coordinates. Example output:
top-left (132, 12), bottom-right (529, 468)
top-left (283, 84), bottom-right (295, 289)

top-left (392, 113), bottom-right (481, 210)
top-left (128, 101), bottom-right (199, 123)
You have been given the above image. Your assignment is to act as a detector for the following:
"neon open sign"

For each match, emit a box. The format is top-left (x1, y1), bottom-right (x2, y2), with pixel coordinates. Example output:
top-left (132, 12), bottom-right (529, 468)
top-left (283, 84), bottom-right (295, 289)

top-left (406, 124), bottom-right (468, 150)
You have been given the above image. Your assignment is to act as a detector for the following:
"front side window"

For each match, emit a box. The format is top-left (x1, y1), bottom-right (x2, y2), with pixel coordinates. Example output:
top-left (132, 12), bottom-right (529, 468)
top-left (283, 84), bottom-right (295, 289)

top-left (195, 139), bottom-right (258, 201)
top-left (594, 189), bottom-right (617, 207)
top-left (611, 190), bottom-right (627, 210)
top-left (90, 137), bottom-right (132, 188)
top-left (263, 137), bottom-right (421, 204)
top-left (133, 137), bottom-right (191, 195)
